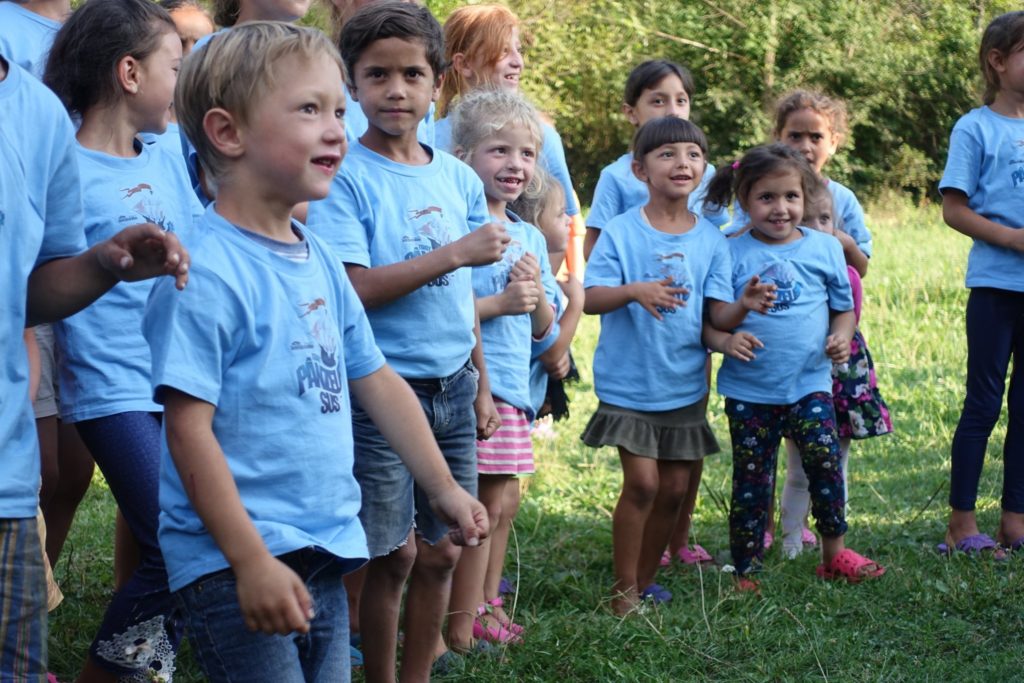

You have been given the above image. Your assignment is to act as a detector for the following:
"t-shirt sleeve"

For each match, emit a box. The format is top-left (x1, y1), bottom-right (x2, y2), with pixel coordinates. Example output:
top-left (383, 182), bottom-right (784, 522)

top-left (37, 111), bottom-right (86, 265)
top-left (583, 226), bottom-right (625, 288)
top-left (306, 174), bottom-right (373, 268)
top-left (541, 125), bottom-right (579, 216)
top-left (339, 269), bottom-right (385, 380)
top-left (939, 120), bottom-right (980, 197)
top-left (144, 268), bottom-right (234, 406)
top-left (835, 186), bottom-right (872, 258)
top-left (704, 235), bottom-right (734, 303)
top-left (824, 239), bottom-right (854, 313)
top-left (586, 166), bottom-right (621, 230)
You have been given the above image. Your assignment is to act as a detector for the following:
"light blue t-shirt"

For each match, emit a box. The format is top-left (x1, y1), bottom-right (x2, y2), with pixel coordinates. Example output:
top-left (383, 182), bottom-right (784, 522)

top-left (585, 210), bottom-right (733, 411)
top-left (344, 85), bottom-right (435, 147)
top-left (0, 2), bottom-right (60, 78)
top-left (716, 228), bottom-right (853, 405)
top-left (306, 140), bottom-right (487, 378)
top-left (145, 205), bottom-right (385, 591)
top-left (435, 116), bottom-right (580, 217)
top-left (140, 121), bottom-right (188, 162)
top-left (939, 106), bottom-right (1024, 292)
top-left (473, 212), bottom-right (557, 417)
top-left (586, 152), bottom-right (726, 229)
top-left (55, 141), bottom-right (204, 423)
top-left (0, 58), bottom-right (86, 518)
top-left (725, 180), bottom-right (873, 257)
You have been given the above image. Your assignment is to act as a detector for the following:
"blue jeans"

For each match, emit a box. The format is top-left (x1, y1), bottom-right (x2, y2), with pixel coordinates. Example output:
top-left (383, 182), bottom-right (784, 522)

top-left (351, 359), bottom-right (479, 557)
top-left (0, 517), bottom-right (47, 682)
top-left (950, 287), bottom-right (1024, 512)
top-left (75, 412), bottom-right (182, 678)
top-left (177, 548), bottom-right (350, 683)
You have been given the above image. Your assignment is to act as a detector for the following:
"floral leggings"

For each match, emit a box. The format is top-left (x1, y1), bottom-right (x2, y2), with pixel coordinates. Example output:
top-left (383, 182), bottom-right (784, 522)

top-left (725, 392), bottom-right (847, 575)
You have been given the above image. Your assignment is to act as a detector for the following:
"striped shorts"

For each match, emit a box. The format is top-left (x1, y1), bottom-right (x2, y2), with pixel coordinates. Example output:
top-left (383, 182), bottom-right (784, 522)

top-left (477, 399), bottom-right (535, 476)
top-left (1, 517), bottom-right (47, 682)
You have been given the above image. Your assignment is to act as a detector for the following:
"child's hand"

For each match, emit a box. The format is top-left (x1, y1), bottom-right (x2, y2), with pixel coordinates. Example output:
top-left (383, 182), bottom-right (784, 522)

top-left (455, 222), bottom-right (511, 267)
top-left (501, 279), bottom-right (540, 315)
top-left (98, 223), bottom-right (190, 290)
top-left (825, 332), bottom-right (853, 363)
top-left (234, 554), bottom-right (313, 635)
top-left (475, 391), bottom-right (501, 440)
top-left (723, 332), bottom-right (764, 361)
top-left (510, 252), bottom-right (540, 284)
top-left (428, 483), bottom-right (490, 548)
top-left (543, 350), bottom-right (572, 379)
top-left (629, 278), bottom-right (688, 320)
top-left (740, 275), bottom-right (777, 314)
top-left (558, 272), bottom-right (584, 305)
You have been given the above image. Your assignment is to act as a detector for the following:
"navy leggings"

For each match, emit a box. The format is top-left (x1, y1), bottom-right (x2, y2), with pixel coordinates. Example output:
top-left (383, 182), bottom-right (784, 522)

top-left (949, 288), bottom-right (1024, 513)
top-left (75, 411), bottom-right (182, 678)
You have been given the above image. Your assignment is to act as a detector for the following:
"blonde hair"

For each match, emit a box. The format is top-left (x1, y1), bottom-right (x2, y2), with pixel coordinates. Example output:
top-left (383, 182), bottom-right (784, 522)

top-left (451, 88), bottom-right (545, 200)
top-left (509, 166), bottom-right (561, 226)
top-left (438, 3), bottom-right (519, 118)
top-left (773, 89), bottom-right (849, 147)
top-left (175, 21), bottom-right (342, 189)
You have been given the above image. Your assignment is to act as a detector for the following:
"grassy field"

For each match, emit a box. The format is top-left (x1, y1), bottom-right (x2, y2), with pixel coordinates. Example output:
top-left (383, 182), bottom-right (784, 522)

top-left (47, 202), bottom-right (1024, 682)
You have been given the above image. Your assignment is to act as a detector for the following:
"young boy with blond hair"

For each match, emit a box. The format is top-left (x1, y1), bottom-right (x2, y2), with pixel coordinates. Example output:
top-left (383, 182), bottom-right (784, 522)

top-left (143, 22), bottom-right (487, 682)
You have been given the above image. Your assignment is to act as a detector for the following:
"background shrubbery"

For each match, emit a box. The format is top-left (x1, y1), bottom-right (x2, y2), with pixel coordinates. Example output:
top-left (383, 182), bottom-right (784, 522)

top-left (411, 0), bottom-right (1017, 204)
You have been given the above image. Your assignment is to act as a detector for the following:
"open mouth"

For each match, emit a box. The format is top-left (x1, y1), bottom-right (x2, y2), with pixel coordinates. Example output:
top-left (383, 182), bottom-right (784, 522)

top-left (312, 155), bottom-right (340, 173)
top-left (497, 176), bottom-right (523, 190)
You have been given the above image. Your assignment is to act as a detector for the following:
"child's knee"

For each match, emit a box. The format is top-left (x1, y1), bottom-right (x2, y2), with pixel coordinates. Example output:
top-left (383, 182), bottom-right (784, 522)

top-left (413, 535), bottom-right (460, 575)
top-left (621, 477), bottom-right (659, 508)
top-left (372, 540), bottom-right (418, 582)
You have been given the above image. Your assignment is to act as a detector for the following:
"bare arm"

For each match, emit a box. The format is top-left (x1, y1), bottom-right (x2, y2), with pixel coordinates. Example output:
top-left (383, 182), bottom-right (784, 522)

top-left (582, 227), bottom-right (601, 262)
top-left (825, 309), bottom-right (857, 364)
top-left (539, 275), bottom-right (584, 372)
top-left (344, 223), bottom-right (510, 309)
top-left (584, 278), bottom-right (688, 320)
top-left (163, 390), bottom-right (312, 636)
top-left (470, 306), bottom-right (500, 440)
top-left (706, 276), bottom-right (776, 331)
top-left (350, 365), bottom-right (489, 546)
top-left (702, 320), bottom-right (763, 362)
top-left (27, 224), bottom-right (189, 326)
top-left (943, 190), bottom-right (1024, 252)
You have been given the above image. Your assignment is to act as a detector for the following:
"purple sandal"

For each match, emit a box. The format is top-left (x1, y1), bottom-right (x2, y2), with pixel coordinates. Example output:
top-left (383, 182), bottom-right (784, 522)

top-left (936, 533), bottom-right (1007, 560)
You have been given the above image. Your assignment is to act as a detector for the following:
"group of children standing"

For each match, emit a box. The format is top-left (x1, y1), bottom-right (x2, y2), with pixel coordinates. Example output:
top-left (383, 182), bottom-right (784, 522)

top-left (1, 0), bottom-right (1022, 680)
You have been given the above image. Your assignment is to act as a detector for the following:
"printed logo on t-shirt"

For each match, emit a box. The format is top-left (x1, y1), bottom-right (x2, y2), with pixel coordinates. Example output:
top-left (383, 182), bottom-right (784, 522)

top-left (402, 205), bottom-right (457, 287)
top-left (487, 239), bottom-right (525, 292)
top-left (120, 183), bottom-right (176, 232)
top-left (643, 251), bottom-right (692, 316)
top-left (294, 297), bottom-right (345, 414)
top-left (759, 260), bottom-right (801, 312)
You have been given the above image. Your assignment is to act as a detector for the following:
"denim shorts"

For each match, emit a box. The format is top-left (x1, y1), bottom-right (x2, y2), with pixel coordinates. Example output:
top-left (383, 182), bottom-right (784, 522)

top-left (176, 548), bottom-right (350, 683)
top-left (351, 359), bottom-right (479, 557)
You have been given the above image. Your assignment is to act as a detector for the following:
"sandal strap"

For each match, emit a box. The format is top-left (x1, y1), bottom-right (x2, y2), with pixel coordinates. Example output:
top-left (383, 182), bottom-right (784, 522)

top-left (486, 596), bottom-right (504, 609)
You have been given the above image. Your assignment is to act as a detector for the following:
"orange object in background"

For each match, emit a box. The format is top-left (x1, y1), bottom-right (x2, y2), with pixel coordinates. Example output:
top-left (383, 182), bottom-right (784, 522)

top-left (565, 191), bottom-right (587, 277)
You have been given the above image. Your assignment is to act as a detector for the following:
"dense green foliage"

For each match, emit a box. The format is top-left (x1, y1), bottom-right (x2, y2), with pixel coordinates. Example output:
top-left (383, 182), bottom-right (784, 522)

top-left (426, 0), bottom-right (1018, 203)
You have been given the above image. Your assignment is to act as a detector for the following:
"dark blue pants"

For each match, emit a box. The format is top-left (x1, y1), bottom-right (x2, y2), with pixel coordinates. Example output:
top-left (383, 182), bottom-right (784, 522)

top-left (76, 412), bottom-right (182, 678)
top-left (950, 288), bottom-right (1024, 513)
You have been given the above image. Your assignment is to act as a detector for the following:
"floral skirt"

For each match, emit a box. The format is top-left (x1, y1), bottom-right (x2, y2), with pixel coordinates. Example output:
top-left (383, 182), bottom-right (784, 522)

top-left (832, 328), bottom-right (893, 440)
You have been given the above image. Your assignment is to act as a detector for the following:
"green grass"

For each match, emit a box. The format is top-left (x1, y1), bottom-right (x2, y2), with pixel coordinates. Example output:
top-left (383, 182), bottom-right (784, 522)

top-left (48, 202), bottom-right (1024, 682)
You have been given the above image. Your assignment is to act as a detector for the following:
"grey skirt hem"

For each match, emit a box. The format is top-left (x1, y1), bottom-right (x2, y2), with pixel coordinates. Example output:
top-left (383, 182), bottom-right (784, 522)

top-left (581, 400), bottom-right (720, 461)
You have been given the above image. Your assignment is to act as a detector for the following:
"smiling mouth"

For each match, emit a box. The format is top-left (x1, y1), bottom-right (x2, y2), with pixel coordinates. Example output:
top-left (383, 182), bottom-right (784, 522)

top-left (312, 155), bottom-right (340, 172)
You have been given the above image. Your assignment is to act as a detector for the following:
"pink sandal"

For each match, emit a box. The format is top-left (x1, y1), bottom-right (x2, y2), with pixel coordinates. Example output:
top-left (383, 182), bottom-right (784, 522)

top-left (485, 596), bottom-right (524, 635)
top-left (816, 548), bottom-right (885, 583)
top-left (472, 603), bottom-right (522, 644)
top-left (676, 544), bottom-right (713, 564)
top-left (801, 527), bottom-right (818, 547)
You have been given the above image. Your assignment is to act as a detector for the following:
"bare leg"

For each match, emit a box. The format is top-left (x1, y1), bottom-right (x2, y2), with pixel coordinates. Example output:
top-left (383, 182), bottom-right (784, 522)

top-left (43, 421), bottom-right (94, 565)
top-left (611, 449), bottom-right (658, 615)
top-left (360, 534), bottom-right (416, 683)
top-left (400, 535), bottom-right (461, 683)
top-left (483, 478), bottom-right (520, 626)
top-left (447, 475), bottom-right (506, 652)
top-left (667, 459), bottom-right (703, 555)
top-left (637, 461), bottom-right (691, 589)
top-left (113, 510), bottom-right (140, 590)
top-left (344, 566), bottom-right (366, 641)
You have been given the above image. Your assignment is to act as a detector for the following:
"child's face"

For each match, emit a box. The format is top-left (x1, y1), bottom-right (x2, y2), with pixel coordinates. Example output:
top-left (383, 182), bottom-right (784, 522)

top-left (624, 74), bottom-right (691, 127)
top-left (134, 29), bottom-right (182, 135)
top-left (537, 189), bottom-right (570, 254)
top-left (170, 6), bottom-right (214, 56)
top-left (350, 37), bottom-right (438, 140)
top-left (990, 46), bottom-right (1024, 98)
top-left (465, 27), bottom-right (523, 92)
top-left (745, 169), bottom-right (805, 245)
top-left (777, 108), bottom-right (838, 174)
top-left (240, 53), bottom-right (346, 204)
top-left (631, 141), bottom-right (705, 203)
top-left (804, 198), bottom-right (835, 234)
top-left (467, 122), bottom-right (537, 209)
